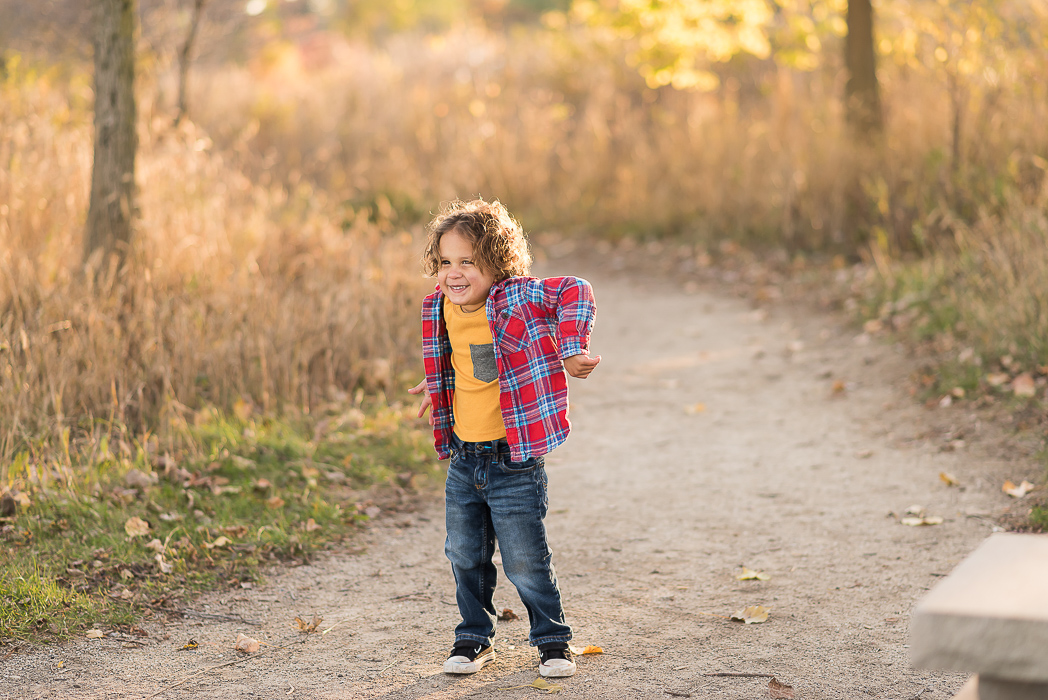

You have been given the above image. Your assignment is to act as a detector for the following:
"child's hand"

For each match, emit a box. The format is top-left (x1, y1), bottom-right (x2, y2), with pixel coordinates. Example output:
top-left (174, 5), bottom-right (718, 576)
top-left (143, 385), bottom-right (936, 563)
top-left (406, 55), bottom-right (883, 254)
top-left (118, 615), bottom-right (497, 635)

top-left (563, 353), bottom-right (601, 379)
top-left (408, 379), bottom-right (435, 426)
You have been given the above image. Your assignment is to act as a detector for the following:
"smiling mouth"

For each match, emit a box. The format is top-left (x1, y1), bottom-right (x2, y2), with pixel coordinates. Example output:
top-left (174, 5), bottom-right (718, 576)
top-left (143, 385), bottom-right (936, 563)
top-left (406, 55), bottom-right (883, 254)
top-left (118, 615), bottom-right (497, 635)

top-left (448, 284), bottom-right (468, 292)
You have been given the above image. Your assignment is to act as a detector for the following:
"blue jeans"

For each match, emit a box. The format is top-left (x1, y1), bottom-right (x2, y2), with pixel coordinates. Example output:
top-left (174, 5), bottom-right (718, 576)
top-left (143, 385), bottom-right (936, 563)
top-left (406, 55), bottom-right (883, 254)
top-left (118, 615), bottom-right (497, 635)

top-left (444, 433), bottom-right (572, 648)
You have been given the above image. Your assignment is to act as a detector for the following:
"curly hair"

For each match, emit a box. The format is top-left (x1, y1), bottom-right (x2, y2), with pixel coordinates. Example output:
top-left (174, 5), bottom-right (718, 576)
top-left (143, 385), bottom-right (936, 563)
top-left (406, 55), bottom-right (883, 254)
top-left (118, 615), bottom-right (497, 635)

top-left (422, 199), bottom-right (532, 281)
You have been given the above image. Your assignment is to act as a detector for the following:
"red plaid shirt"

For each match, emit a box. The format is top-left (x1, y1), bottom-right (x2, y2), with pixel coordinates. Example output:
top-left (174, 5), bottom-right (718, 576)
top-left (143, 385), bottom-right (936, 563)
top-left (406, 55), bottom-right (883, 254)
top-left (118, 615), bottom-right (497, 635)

top-left (422, 276), bottom-right (596, 462)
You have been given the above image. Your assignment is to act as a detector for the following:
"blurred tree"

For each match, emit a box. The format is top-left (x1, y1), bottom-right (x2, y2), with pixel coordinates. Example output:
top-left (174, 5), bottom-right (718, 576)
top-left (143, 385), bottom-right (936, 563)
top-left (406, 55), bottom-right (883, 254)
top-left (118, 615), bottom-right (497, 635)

top-left (174, 0), bottom-right (208, 126)
top-left (85, 0), bottom-right (138, 268)
top-left (845, 0), bottom-right (881, 133)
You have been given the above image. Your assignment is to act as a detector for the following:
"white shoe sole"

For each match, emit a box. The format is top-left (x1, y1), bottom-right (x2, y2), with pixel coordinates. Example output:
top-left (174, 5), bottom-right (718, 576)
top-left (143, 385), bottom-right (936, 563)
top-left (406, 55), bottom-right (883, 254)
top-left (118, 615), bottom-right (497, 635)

top-left (443, 651), bottom-right (495, 674)
top-left (539, 660), bottom-right (577, 678)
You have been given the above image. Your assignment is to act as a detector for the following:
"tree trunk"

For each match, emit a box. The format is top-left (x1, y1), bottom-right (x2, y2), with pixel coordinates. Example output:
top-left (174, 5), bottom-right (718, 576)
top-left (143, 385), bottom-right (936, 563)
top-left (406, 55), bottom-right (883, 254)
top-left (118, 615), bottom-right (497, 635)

top-left (174, 0), bottom-right (208, 127)
top-left (85, 0), bottom-right (137, 269)
top-left (845, 0), bottom-right (882, 134)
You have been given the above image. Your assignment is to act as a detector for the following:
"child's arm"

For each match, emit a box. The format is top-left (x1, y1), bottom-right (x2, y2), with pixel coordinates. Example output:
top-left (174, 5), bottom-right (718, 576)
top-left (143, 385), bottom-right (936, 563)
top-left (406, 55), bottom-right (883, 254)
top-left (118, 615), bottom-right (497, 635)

top-left (532, 276), bottom-right (599, 375)
top-left (563, 353), bottom-right (601, 379)
top-left (408, 379), bottom-right (434, 426)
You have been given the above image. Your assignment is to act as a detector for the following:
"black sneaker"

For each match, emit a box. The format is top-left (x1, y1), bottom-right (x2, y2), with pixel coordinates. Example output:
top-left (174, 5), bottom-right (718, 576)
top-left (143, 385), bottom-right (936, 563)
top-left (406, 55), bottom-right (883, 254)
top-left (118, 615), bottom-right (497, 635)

top-left (539, 647), bottom-right (576, 678)
top-left (443, 643), bottom-right (495, 674)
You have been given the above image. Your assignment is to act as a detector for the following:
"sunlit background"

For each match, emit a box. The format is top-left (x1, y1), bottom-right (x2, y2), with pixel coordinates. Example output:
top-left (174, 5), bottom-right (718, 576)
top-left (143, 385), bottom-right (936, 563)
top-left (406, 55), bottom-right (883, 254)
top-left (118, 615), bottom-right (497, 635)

top-left (2, 0), bottom-right (1047, 464)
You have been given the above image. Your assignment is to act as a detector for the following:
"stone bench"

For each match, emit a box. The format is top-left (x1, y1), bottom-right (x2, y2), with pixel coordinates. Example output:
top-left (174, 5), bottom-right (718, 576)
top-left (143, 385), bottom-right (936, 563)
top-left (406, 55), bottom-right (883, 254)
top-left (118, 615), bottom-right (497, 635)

top-left (909, 533), bottom-right (1048, 700)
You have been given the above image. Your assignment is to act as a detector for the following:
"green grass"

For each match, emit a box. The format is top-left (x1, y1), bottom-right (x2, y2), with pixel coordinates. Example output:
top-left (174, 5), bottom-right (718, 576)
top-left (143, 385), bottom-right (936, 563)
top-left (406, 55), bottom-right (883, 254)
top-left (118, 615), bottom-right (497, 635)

top-left (0, 397), bottom-right (437, 644)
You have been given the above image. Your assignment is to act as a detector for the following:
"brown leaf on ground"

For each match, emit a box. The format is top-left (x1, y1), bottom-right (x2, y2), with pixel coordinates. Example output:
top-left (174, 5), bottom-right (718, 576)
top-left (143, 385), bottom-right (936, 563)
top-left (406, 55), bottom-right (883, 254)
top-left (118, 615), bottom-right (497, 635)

top-left (124, 469), bottom-right (156, 490)
top-left (124, 517), bottom-right (151, 538)
top-left (154, 553), bottom-right (173, 574)
top-left (295, 614), bottom-right (323, 632)
top-left (737, 567), bottom-right (770, 581)
top-left (266, 496), bottom-right (286, 509)
top-left (730, 605), bottom-right (770, 624)
top-left (986, 372), bottom-right (1010, 387)
top-left (234, 633), bottom-right (260, 653)
top-left (939, 472), bottom-right (960, 487)
top-left (85, 629), bottom-right (105, 639)
top-left (497, 608), bottom-right (519, 621)
top-left (1011, 373), bottom-right (1036, 397)
top-left (1003, 480), bottom-right (1035, 498)
top-left (901, 516), bottom-right (943, 526)
top-left (767, 677), bottom-right (795, 699)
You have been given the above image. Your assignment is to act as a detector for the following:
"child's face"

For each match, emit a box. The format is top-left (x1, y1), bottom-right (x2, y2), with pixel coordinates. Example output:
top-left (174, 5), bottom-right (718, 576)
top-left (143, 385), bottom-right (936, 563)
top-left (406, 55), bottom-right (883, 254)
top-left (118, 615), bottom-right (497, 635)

top-left (437, 229), bottom-right (496, 313)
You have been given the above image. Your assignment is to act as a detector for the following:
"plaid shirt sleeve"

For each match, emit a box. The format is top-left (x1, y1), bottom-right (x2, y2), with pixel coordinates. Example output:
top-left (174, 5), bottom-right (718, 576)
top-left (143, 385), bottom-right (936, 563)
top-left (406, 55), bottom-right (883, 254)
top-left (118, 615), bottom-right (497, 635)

top-left (491, 276), bottom-right (596, 461)
top-left (421, 289), bottom-right (455, 460)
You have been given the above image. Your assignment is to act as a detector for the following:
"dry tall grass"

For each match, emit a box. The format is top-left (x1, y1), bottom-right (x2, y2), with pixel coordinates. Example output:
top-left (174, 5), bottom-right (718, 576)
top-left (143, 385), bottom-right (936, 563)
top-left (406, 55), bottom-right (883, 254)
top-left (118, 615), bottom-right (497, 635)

top-left (187, 27), bottom-right (1048, 255)
top-left (3, 21), bottom-right (1047, 482)
top-left (0, 62), bottom-right (428, 478)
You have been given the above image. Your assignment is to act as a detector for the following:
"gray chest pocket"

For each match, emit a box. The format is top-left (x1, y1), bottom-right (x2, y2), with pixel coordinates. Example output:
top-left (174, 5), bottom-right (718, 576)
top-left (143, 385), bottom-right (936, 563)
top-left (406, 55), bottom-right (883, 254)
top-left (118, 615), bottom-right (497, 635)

top-left (470, 343), bottom-right (498, 383)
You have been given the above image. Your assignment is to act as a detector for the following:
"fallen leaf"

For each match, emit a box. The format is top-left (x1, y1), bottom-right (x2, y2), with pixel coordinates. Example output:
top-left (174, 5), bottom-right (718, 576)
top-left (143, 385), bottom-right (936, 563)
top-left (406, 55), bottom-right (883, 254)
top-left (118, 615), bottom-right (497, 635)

top-left (144, 538), bottom-right (165, 553)
top-left (501, 678), bottom-right (563, 693)
top-left (1012, 373), bottom-right (1037, 397)
top-left (939, 472), bottom-right (960, 487)
top-left (531, 678), bottom-right (563, 693)
top-left (230, 455), bottom-right (256, 470)
top-left (124, 517), bottom-right (151, 538)
top-left (254, 479), bottom-right (273, 491)
top-left (578, 645), bottom-right (603, 655)
top-left (204, 536), bottom-right (232, 549)
top-left (730, 605), bottom-right (770, 624)
top-left (12, 491), bottom-right (31, 507)
top-left (684, 403), bottom-right (707, 415)
top-left (304, 518), bottom-right (322, 532)
top-left (497, 608), bottom-right (519, 621)
top-left (119, 569), bottom-right (134, 580)
top-left (155, 553), bottom-right (174, 574)
top-left (86, 629), bottom-right (105, 639)
top-left (234, 633), bottom-right (260, 653)
top-left (295, 614), bottom-right (323, 632)
top-left (266, 496), bottom-right (286, 509)
top-left (737, 567), bottom-right (770, 581)
top-left (1003, 480), bottom-right (1035, 498)
top-left (986, 372), bottom-right (1010, 387)
top-left (124, 469), bottom-right (156, 490)
top-left (767, 677), bottom-right (795, 699)
top-left (831, 379), bottom-right (847, 396)
top-left (901, 516), bottom-right (944, 526)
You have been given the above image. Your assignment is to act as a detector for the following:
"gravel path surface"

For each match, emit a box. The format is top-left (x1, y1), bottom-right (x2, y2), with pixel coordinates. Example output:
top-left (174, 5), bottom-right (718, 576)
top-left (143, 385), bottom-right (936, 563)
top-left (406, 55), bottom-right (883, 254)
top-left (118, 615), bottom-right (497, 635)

top-left (3, 262), bottom-right (1039, 699)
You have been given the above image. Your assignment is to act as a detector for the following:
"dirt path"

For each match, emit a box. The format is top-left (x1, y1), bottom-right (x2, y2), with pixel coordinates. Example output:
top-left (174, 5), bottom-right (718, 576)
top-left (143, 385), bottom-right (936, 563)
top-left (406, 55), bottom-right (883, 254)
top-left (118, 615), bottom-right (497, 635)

top-left (4, 262), bottom-right (1040, 700)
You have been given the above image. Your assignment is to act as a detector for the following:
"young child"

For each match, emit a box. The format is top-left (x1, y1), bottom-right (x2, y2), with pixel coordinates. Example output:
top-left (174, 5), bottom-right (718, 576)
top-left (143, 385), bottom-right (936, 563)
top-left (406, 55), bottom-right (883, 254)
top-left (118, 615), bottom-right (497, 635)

top-left (409, 198), bottom-right (599, 679)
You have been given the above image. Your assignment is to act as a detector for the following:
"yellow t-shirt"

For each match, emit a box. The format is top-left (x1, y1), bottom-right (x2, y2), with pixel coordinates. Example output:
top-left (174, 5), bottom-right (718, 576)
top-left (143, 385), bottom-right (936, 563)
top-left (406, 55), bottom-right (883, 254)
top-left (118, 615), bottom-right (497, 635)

top-left (445, 298), bottom-right (506, 442)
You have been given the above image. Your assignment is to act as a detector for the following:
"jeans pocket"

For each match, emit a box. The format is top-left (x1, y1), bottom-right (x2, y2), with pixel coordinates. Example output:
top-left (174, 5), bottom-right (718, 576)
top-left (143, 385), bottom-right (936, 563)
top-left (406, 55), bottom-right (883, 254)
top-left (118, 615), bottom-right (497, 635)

top-left (497, 455), bottom-right (542, 474)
